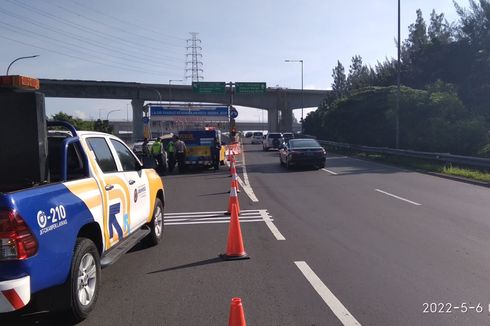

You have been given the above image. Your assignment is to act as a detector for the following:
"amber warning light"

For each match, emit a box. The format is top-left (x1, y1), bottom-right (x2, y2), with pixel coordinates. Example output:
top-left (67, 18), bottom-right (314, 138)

top-left (0, 75), bottom-right (40, 90)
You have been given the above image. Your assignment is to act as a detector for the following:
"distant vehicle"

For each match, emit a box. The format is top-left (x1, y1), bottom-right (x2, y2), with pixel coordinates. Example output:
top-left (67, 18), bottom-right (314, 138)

top-left (178, 129), bottom-right (225, 167)
top-left (279, 138), bottom-right (326, 169)
top-left (282, 132), bottom-right (294, 142)
top-left (133, 138), bottom-right (168, 172)
top-left (251, 131), bottom-right (264, 144)
top-left (262, 132), bottom-right (283, 151)
top-left (132, 139), bottom-right (154, 156)
top-left (245, 131), bottom-right (253, 138)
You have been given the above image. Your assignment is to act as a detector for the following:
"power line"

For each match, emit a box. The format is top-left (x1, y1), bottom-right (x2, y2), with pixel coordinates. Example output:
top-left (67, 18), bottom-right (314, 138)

top-left (0, 34), bottom-right (173, 77)
top-left (70, 0), bottom-right (186, 43)
top-left (41, 0), bottom-right (184, 54)
top-left (0, 21), bottom-right (183, 74)
top-left (5, 0), bottom-right (184, 62)
top-left (185, 32), bottom-right (204, 83)
top-left (0, 7), bottom-right (183, 69)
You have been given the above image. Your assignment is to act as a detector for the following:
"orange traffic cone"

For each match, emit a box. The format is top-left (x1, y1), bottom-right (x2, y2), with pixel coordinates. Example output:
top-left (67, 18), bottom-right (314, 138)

top-left (226, 182), bottom-right (240, 215)
top-left (220, 203), bottom-right (249, 260)
top-left (228, 297), bottom-right (247, 326)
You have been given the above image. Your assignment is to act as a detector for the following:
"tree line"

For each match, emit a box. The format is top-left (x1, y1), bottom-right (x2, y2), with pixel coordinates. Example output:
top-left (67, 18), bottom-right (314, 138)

top-left (304, 0), bottom-right (490, 156)
top-left (50, 112), bottom-right (114, 134)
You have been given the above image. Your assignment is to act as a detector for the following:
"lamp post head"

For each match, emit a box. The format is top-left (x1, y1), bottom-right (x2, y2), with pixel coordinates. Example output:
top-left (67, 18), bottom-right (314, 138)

top-left (6, 54), bottom-right (40, 75)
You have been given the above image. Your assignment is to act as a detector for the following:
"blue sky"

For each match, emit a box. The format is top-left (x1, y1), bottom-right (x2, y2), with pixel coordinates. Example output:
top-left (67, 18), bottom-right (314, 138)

top-left (0, 0), bottom-right (465, 121)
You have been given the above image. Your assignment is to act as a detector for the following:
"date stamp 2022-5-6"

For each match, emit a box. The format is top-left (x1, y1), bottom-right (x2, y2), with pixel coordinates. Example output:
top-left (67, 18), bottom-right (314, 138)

top-left (423, 302), bottom-right (488, 314)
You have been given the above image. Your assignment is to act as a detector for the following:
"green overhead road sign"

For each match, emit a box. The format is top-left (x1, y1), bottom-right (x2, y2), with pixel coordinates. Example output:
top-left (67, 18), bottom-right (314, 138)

top-left (235, 82), bottom-right (266, 94)
top-left (192, 82), bottom-right (226, 94)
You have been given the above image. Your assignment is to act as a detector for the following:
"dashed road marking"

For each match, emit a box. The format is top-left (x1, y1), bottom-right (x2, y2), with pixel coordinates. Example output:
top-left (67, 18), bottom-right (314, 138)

top-left (322, 168), bottom-right (338, 175)
top-left (325, 156), bottom-right (348, 160)
top-left (375, 188), bottom-right (421, 206)
top-left (294, 261), bottom-right (361, 326)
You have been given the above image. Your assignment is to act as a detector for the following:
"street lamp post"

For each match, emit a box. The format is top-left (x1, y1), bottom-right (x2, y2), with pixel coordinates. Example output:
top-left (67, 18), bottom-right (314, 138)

top-left (6, 55), bottom-right (40, 75)
top-left (396, 0), bottom-right (401, 149)
top-left (168, 79), bottom-right (183, 105)
top-left (285, 59), bottom-right (304, 134)
top-left (106, 109), bottom-right (121, 121)
top-left (150, 89), bottom-right (162, 104)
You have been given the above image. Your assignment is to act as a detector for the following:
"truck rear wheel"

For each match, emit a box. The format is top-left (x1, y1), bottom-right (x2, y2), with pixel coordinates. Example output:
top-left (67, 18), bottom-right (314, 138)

top-left (64, 238), bottom-right (101, 322)
top-left (146, 198), bottom-right (164, 246)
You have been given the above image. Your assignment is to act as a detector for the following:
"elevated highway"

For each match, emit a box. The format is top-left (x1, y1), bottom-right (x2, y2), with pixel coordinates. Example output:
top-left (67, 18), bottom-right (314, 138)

top-left (39, 79), bottom-right (329, 139)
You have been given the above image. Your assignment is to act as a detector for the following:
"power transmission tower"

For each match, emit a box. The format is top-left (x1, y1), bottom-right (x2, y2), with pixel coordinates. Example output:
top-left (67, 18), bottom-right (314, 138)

top-left (185, 32), bottom-right (203, 83)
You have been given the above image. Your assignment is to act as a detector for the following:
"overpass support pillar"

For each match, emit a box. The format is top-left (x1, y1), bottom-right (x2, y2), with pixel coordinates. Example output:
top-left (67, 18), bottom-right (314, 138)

top-left (280, 107), bottom-right (293, 132)
top-left (267, 108), bottom-right (279, 132)
top-left (131, 99), bottom-right (145, 142)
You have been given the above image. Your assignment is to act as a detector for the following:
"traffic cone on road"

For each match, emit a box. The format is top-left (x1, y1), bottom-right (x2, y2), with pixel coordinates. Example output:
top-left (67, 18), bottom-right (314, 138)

top-left (220, 203), bottom-right (249, 260)
top-left (226, 182), bottom-right (240, 215)
top-left (228, 297), bottom-right (247, 326)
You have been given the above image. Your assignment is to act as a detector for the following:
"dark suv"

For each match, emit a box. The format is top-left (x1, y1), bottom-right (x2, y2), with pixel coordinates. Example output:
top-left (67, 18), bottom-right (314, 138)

top-left (263, 132), bottom-right (284, 151)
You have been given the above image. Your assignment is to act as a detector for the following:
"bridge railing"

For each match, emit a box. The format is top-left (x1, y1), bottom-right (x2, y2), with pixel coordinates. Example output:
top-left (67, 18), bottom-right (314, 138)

top-left (317, 140), bottom-right (490, 170)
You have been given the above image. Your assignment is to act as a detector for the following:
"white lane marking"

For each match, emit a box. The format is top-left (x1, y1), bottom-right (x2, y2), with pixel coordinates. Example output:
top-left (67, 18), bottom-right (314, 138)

top-left (166, 209), bottom-right (263, 216)
top-left (165, 209), bottom-right (277, 227)
top-left (224, 153), bottom-right (258, 202)
top-left (294, 261), bottom-right (361, 326)
top-left (375, 189), bottom-right (421, 206)
top-left (237, 144), bottom-right (259, 202)
top-left (166, 215), bottom-right (267, 222)
top-left (166, 219), bottom-right (268, 226)
top-left (322, 168), bottom-right (338, 175)
top-left (237, 176), bottom-right (259, 202)
top-left (260, 210), bottom-right (286, 240)
top-left (325, 156), bottom-right (348, 160)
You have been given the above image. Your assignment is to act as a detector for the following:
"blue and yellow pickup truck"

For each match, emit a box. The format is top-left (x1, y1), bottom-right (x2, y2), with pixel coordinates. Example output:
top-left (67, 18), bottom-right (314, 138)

top-left (0, 123), bottom-right (165, 319)
top-left (0, 121), bottom-right (165, 321)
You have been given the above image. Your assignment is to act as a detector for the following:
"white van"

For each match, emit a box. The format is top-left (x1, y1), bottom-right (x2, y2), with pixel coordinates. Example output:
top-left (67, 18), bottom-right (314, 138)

top-left (251, 131), bottom-right (264, 144)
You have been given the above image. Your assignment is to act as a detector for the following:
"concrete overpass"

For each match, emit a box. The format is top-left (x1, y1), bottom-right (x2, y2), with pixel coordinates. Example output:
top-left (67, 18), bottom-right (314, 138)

top-left (39, 79), bottom-right (329, 140)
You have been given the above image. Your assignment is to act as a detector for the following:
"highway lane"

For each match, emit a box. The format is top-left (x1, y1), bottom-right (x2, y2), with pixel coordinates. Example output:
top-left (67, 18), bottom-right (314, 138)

top-left (3, 164), bottom-right (343, 325)
top-left (243, 142), bottom-right (490, 325)
top-left (3, 141), bottom-right (490, 325)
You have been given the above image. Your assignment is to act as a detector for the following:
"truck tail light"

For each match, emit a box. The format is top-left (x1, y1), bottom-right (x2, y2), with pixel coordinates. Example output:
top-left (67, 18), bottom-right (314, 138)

top-left (0, 209), bottom-right (38, 260)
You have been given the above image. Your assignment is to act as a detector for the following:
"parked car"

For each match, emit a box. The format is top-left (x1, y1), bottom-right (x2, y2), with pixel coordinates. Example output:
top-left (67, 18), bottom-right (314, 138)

top-left (245, 131), bottom-right (253, 138)
top-left (262, 132), bottom-right (283, 151)
top-left (279, 138), bottom-right (326, 169)
top-left (133, 137), bottom-right (170, 172)
top-left (251, 131), bottom-right (264, 144)
top-left (282, 132), bottom-right (294, 142)
top-left (132, 139), bottom-right (154, 156)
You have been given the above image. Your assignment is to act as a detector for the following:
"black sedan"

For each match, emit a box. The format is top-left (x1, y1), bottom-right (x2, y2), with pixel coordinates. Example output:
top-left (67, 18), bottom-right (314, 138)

top-left (279, 138), bottom-right (326, 169)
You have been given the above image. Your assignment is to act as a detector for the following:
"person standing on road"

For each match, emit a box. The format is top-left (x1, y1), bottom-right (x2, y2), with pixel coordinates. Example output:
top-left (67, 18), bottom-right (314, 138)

top-left (151, 138), bottom-right (165, 175)
top-left (142, 137), bottom-right (149, 157)
top-left (211, 137), bottom-right (221, 171)
top-left (167, 136), bottom-right (176, 173)
top-left (174, 136), bottom-right (187, 173)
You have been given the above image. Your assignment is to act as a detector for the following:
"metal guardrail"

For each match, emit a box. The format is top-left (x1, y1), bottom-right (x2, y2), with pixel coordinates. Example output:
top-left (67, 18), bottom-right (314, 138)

top-left (317, 140), bottom-right (490, 170)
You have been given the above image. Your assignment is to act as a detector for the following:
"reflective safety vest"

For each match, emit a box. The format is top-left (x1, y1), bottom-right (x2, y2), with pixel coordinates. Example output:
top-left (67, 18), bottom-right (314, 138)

top-left (151, 141), bottom-right (162, 154)
top-left (167, 141), bottom-right (175, 153)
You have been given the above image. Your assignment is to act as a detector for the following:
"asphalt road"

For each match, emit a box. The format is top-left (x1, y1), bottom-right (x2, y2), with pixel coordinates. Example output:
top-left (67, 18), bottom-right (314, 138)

top-left (3, 140), bottom-right (490, 325)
